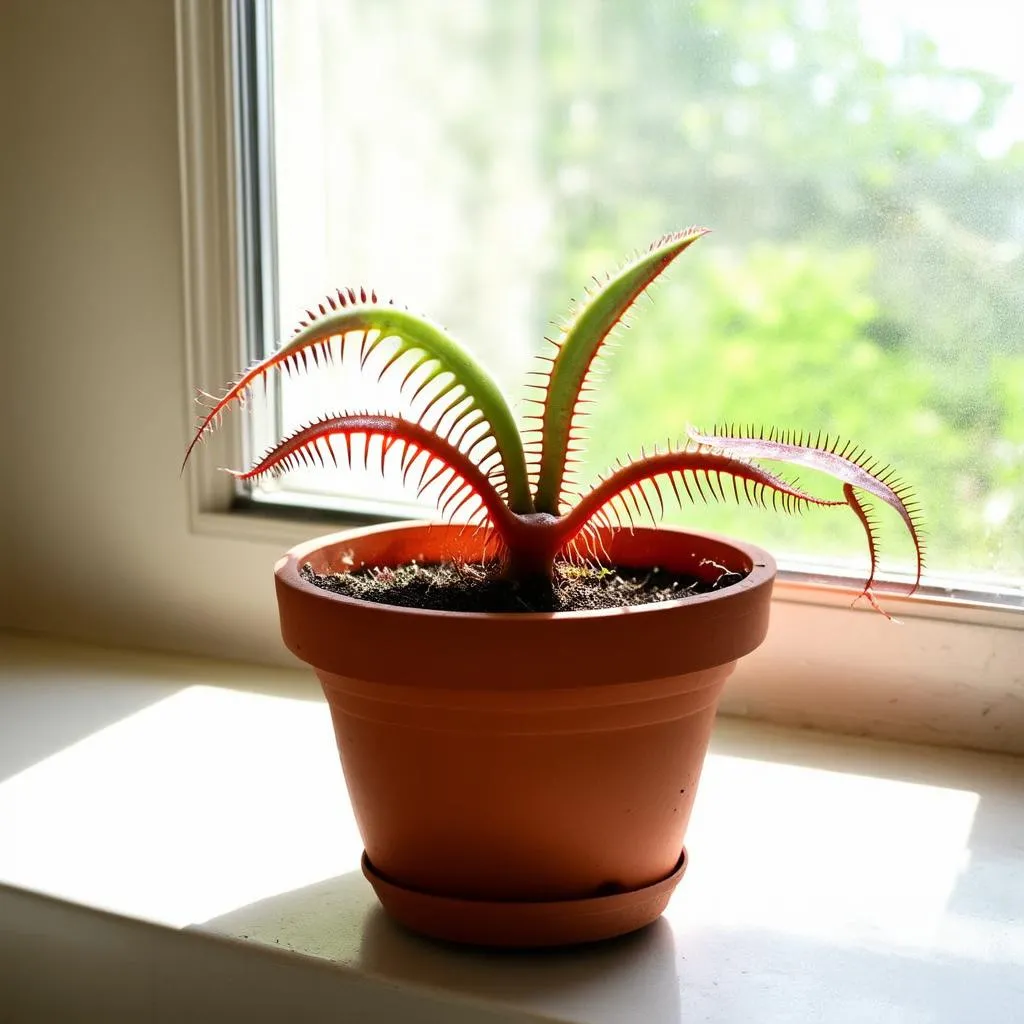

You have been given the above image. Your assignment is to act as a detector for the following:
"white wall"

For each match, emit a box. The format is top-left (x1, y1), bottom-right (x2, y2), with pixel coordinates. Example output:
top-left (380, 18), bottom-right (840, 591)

top-left (2, 0), bottom-right (291, 665)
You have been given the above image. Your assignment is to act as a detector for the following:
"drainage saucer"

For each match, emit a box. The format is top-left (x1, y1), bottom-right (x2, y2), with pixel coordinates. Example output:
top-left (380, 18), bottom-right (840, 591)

top-left (361, 848), bottom-right (687, 948)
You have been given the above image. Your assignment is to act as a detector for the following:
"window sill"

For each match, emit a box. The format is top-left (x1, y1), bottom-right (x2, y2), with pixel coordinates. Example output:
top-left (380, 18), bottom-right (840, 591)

top-left (2, 632), bottom-right (1022, 1022)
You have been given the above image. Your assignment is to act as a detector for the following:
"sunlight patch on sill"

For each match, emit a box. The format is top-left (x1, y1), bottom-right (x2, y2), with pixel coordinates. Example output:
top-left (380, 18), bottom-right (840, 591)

top-left (0, 686), bottom-right (360, 928)
top-left (679, 754), bottom-right (982, 953)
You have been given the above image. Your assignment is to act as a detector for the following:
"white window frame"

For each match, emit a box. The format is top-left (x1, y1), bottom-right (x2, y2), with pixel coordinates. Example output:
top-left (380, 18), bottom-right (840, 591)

top-left (175, 0), bottom-right (1024, 755)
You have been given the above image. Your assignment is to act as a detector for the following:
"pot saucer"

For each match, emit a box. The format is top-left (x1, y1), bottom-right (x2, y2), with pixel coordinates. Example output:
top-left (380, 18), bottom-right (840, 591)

top-left (361, 848), bottom-right (687, 948)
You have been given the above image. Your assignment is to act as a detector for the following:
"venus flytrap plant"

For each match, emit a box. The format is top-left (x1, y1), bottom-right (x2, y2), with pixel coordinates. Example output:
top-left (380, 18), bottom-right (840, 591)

top-left (184, 228), bottom-right (925, 611)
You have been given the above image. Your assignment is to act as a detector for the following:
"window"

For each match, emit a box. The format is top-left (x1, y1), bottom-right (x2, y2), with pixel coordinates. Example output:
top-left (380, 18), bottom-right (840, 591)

top-left (224, 0), bottom-right (1024, 613)
top-left (176, 4), bottom-right (1015, 749)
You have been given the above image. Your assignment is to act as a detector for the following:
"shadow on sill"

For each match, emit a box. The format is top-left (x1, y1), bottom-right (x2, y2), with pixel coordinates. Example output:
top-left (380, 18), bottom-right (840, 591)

top-left (198, 869), bottom-right (685, 1023)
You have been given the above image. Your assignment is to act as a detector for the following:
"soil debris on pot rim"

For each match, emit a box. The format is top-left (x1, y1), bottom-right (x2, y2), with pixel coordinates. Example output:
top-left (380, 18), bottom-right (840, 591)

top-left (300, 558), bottom-right (748, 613)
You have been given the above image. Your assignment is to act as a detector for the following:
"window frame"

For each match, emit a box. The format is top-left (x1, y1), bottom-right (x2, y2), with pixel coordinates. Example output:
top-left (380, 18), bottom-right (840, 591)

top-left (176, 0), bottom-right (1024, 755)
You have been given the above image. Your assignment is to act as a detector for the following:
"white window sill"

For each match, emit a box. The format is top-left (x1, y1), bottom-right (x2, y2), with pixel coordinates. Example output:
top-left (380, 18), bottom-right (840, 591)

top-left (2, 632), bottom-right (1022, 1023)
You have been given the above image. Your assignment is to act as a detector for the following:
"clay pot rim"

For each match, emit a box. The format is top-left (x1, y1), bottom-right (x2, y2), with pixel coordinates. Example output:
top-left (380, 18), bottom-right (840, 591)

top-left (275, 520), bottom-right (776, 623)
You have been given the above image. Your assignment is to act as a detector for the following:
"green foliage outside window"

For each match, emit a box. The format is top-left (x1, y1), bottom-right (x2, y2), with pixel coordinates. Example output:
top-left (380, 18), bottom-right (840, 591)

top-left (270, 0), bottom-right (1024, 583)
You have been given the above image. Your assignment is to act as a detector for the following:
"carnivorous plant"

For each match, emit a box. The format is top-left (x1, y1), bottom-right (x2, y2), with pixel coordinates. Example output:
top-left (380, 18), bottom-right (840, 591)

top-left (184, 228), bottom-right (924, 609)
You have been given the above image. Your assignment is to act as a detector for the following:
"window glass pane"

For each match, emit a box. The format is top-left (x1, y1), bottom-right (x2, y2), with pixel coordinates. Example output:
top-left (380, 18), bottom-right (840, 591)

top-left (264, 0), bottom-right (1024, 590)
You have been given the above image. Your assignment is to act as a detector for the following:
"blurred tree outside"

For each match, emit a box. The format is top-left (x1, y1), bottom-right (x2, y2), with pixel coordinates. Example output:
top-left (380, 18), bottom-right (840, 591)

top-left (270, 0), bottom-right (1024, 586)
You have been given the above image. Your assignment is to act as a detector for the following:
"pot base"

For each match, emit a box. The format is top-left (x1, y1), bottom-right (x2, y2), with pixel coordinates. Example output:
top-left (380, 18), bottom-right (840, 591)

top-left (361, 848), bottom-right (687, 949)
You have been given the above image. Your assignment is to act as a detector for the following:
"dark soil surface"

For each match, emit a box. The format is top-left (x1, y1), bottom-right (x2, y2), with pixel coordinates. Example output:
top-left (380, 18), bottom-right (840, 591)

top-left (300, 559), bottom-right (747, 613)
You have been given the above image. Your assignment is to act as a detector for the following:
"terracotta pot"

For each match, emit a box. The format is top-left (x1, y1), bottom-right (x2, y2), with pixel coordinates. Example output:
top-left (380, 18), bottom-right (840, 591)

top-left (275, 521), bottom-right (775, 946)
